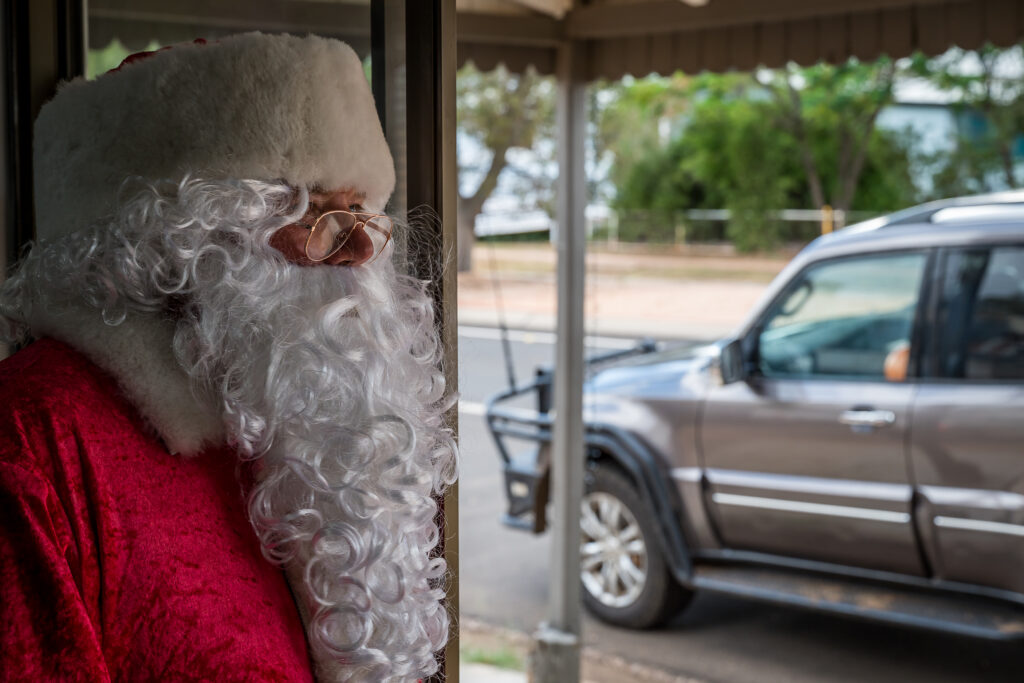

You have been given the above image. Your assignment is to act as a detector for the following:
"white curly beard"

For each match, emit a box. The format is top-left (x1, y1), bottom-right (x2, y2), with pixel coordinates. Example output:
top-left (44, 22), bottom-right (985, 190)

top-left (0, 177), bottom-right (457, 682)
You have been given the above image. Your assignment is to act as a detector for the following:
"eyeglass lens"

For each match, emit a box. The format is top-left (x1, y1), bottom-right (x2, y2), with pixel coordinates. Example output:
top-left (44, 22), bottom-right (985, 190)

top-left (306, 212), bottom-right (393, 262)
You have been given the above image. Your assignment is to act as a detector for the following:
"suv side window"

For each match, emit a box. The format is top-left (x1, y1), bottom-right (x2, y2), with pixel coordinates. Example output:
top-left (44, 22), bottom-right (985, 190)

top-left (935, 246), bottom-right (1024, 380)
top-left (757, 252), bottom-right (927, 380)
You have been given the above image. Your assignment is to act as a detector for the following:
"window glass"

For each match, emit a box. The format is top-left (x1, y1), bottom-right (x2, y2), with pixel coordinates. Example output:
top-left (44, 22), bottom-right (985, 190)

top-left (937, 247), bottom-right (1024, 380)
top-left (86, 4), bottom-right (371, 80)
top-left (758, 253), bottom-right (926, 379)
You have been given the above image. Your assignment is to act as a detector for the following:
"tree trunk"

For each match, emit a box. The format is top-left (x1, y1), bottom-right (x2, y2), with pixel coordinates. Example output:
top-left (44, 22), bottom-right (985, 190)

top-left (456, 143), bottom-right (512, 272)
top-left (800, 145), bottom-right (827, 210)
top-left (783, 80), bottom-right (826, 209)
top-left (834, 64), bottom-right (893, 213)
top-left (834, 108), bottom-right (883, 213)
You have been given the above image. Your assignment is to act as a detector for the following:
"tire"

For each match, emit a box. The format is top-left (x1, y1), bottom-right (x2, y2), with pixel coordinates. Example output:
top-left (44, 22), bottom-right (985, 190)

top-left (580, 464), bottom-right (693, 629)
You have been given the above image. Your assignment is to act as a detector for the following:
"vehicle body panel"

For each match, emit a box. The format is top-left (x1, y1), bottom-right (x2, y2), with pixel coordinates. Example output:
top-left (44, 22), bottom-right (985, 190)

top-left (911, 383), bottom-right (1024, 593)
top-left (584, 345), bottom-right (718, 550)
top-left (700, 377), bottom-right (923, 574)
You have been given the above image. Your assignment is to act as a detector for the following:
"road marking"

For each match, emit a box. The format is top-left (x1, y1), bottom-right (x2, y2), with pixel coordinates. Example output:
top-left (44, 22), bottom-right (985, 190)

top-left (458, 400), bottom-right (487, 416)
top-left (458, 325), bottom-right (636, 350)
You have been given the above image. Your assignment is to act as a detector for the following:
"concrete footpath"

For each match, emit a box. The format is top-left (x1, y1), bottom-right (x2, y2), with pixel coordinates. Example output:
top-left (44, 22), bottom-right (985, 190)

top-left (457, 243), bottom-right (787, 340)
top-left (459, 619), bottom-right (703, 683)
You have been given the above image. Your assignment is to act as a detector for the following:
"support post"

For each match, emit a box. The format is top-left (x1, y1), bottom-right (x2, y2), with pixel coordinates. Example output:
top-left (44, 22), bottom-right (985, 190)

top-left (530, 35), bottom-right (586, 683)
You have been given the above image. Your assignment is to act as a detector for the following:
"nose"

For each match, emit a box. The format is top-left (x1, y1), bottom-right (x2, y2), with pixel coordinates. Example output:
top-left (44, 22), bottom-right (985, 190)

top-left (268, 187), bottom-right (379, 267)
top-left (268, 222), bottom-right (375, 267)
top-left (321, 223), bottom-right (375, 267)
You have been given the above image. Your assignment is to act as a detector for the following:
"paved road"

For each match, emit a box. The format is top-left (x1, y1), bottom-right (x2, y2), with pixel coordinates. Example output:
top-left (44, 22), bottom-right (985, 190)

top-left (456, 328), bottom-right (1024, 683)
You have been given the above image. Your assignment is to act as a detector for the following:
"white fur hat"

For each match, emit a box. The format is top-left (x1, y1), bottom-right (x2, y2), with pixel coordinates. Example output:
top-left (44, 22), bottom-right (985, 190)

top-left (33, 32), bottom-right (395, 241)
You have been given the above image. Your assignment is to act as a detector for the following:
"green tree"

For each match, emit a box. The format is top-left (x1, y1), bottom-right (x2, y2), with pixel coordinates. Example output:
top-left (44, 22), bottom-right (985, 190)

top-left (767, 57), bottom-right (898, 213)
top-left (680, 75), bottom-right (799, 250)
top-left (593, 72), bottom-right (692, 198)
top-left (608, 73), bottom-right (801, 249)
top-left (457, 63), bottom-right (554, 271)
top-left (604, 60), bottom-right (917, 250)
top-left (849, 129), bottom-right (918, 211)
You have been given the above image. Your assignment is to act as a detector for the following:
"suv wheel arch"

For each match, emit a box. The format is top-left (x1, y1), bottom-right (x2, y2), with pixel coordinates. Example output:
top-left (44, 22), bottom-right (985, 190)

top-left (583, 425), bottom-right (693, 585)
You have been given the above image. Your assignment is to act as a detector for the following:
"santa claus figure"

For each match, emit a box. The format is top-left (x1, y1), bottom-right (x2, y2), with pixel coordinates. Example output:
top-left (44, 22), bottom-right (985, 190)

top-left (0, 33), bottom-right (456, 682)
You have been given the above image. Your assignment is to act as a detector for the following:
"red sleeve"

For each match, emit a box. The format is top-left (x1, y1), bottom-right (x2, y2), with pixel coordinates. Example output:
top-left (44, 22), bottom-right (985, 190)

top-left (0, 442), bottom-right (110, 682)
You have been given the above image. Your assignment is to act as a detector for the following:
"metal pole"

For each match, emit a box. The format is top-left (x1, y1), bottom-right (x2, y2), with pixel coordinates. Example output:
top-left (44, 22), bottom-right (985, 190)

top-left (530, 35), bottom-right (586, 683)
top-left (821, 204), bottom-right (834, 234)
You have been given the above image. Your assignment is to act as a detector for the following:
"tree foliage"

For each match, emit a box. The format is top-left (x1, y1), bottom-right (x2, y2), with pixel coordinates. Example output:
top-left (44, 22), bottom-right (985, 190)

top-left (604, 59), bottom-right (917, 250)
top-left (593, 72), bottom-right (692, 198)
top-left (766, 58), bottom-right (898, 213)
top-left (457, 45), bottom-right (1023, 255)
top-left (456, 63), bottom-right (554, 270)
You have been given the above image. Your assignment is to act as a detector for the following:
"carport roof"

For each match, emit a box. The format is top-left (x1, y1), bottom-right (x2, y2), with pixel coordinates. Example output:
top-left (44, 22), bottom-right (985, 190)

top-left (459, 0), bottom-right (1024, 77)
top-left (89, 0), bottom-right (1024, 80)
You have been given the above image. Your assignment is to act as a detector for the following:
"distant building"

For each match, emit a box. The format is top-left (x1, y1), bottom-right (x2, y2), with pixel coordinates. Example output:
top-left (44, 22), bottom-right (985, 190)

top-left (879, 73), bottom-right (1024, 196)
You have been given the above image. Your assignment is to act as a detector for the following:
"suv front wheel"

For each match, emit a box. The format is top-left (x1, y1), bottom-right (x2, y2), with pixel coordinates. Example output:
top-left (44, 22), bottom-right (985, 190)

top-left (580, 464), bottom-right (692, 628)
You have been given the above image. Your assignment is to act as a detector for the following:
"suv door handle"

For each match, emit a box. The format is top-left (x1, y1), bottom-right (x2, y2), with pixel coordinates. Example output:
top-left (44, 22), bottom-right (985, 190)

top-left (839, 409), bottom-right (896, 429)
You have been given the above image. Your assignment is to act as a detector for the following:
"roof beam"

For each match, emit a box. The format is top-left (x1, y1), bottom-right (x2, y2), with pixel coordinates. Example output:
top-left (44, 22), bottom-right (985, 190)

top-left (458, 11), bottom-right (562, 45)
top-left (92, 0), bottom-right (563, 49)
top-left (566, 0), bottom-right (950, 38)
top-left (89, 0), bottom-right (370, 38)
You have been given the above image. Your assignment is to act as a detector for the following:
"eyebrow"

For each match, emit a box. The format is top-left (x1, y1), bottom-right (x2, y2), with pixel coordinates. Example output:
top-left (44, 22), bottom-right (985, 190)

top-left (306, 186), bottom-right (368, 202)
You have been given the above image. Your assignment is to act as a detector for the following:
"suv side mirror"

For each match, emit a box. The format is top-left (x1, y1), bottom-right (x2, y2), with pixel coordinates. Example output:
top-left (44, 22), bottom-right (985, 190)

top-left (719, 338), bottom-right (746, 384)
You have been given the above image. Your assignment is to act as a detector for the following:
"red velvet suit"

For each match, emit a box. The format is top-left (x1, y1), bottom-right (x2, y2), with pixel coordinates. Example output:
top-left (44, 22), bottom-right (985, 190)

top-left (0, 339), bottom-right (313, 682)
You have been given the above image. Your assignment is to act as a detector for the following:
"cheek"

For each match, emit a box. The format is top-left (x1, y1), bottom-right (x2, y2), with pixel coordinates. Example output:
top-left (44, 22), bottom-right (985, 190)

top-left (269, 225), bottom-right (316, 265)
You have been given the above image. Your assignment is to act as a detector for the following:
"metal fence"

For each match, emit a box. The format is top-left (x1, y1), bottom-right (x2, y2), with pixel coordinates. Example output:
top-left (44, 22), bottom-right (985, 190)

top-left (476, 207), bottom-right (883, 246)
top-left (591, 208), bottom-right (880, 246)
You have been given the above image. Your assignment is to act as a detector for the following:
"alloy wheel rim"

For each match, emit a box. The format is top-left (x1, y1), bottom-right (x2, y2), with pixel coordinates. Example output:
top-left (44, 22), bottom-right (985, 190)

top-left (580, 491), bottom-right (648, 607)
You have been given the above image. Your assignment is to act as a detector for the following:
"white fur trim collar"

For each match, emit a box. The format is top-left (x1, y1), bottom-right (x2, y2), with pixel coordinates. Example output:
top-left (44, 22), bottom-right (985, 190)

top-left (28, 304), bottom-right (224, 455)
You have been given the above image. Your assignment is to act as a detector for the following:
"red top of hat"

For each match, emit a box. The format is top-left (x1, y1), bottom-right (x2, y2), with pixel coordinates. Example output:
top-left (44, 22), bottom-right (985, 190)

top-left (110, 38), bottom-right (207, 73)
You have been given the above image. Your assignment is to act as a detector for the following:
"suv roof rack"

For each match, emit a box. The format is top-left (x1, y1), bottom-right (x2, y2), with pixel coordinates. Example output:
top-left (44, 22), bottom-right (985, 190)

top-left (840, 189), bottom-right (1024, 236)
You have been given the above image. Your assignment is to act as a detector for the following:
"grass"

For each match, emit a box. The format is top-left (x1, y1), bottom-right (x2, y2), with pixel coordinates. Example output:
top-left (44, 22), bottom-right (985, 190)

top-left (460, 644), bottom-right (526, 671)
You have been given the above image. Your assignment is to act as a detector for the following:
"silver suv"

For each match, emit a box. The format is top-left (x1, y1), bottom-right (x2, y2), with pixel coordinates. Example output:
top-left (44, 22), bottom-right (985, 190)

top-left (488, 192), bottom-right (1024, 637)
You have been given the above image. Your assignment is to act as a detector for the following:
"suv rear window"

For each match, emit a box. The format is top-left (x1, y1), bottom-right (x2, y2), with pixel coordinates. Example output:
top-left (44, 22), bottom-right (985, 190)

top-left (936, 246), bottom-right (1024, 381)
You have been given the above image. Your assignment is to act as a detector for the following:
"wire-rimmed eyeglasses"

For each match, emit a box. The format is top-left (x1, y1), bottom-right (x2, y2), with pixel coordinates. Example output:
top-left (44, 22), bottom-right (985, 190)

top-left (299, 209), bottom-right (393, 263)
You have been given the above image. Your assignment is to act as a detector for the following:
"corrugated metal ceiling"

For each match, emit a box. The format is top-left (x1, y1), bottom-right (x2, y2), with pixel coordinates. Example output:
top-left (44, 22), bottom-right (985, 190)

top-left (88, 0), bottom-right (1024, 78)
top-left (460, 0), bottom-right (1024, 77)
